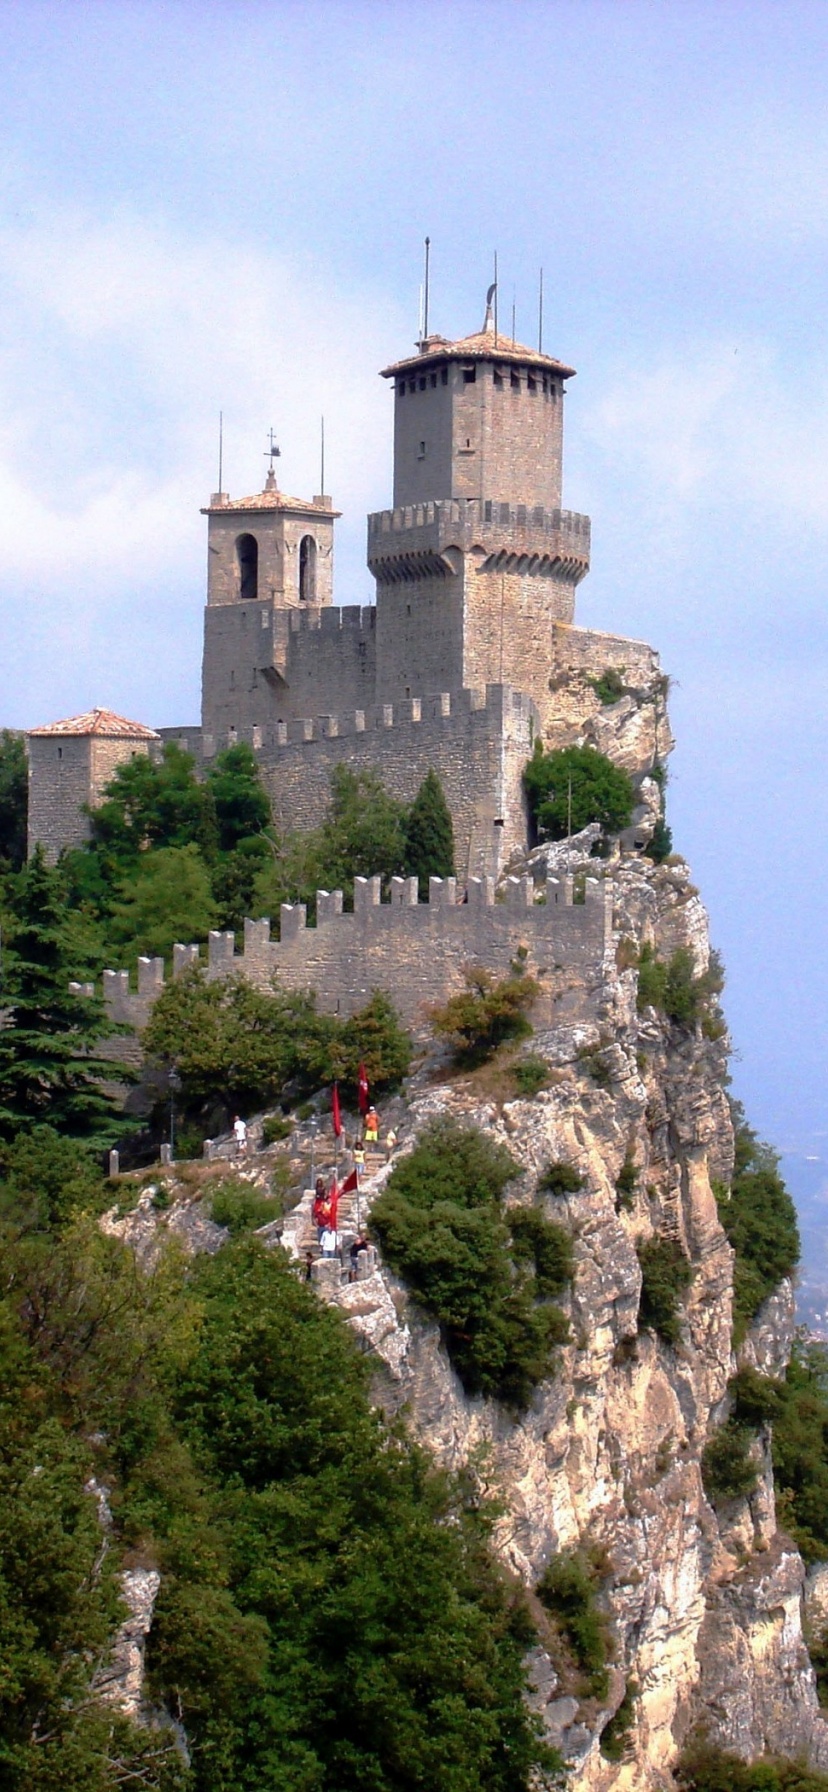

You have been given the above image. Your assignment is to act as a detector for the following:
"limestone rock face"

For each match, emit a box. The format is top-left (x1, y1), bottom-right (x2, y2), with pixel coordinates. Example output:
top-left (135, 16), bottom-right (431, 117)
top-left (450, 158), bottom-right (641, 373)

top-left (316, 845), bottom-right (828, 1788)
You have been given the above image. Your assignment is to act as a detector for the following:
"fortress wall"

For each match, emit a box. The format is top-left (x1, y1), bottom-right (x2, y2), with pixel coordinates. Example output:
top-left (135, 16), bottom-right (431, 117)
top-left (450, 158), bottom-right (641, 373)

top-left (549, 623), bottom-right (661, 686)
top-left (202, 601), bottom-right (377, 749)
top-left (254, 684), bottom-right (538, 879)
top-left (97, 871), bottom-right (613, 1038)
top-left (374, 569), bottom-right (464, 702)
top-left (464, 566), bottom-right (577, 709)
top-left (279, 604), bottom-right (377, 718)
top-left (28, 736), bottom-right (92, 862)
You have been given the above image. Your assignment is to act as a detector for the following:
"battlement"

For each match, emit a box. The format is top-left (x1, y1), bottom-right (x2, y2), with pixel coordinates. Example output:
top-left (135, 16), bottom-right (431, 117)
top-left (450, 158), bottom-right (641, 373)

top-left (209, 680), bottom-right (533, 757)
top-left (367, 498), bottom-right (591, 583)
top-left (276, 603), bottom-right (377, 637)
top-left (96, 870), bottom-right (614, 1037)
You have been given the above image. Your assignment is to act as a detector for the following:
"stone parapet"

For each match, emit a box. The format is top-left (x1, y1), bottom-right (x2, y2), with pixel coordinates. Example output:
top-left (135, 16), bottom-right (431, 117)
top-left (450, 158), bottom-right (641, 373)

top-left (96, 870), bottom-right (614, 1037)
top-left (367, 497), bottom-right (590, 583)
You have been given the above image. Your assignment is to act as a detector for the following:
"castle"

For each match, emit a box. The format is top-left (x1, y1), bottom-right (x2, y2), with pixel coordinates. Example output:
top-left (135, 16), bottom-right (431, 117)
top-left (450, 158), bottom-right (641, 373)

top-left (27, 293), bottom-right (667, 878)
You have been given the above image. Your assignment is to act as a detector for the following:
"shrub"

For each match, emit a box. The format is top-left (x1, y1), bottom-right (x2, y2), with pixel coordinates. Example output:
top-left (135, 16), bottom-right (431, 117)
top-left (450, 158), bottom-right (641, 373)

top-left (512, 1054), bottom-right (549, 1097)
top-left (588, 667), bottom-right (626, 705)
top-left (209, 1179), bottom-right (277, 1234)
top-left (615, 1154), bottom-right (638, 1210)
top-left (636, 1237), bottom-right (692, 1346)
top-left (715, 1121), bottom-right (800, 1342)
top-left (601, 1678), bottom-right (639, 1761)
top-left (540, 1160), bottom-right (584, 1197)
top-left (702, 1421), bottom-right (758, 1504)
top-left (523, 741), bottom-right (635, 841)
top-left (261, 1114), bottom-right (292, 1146)
top-left (537, 1550), bottom-right (609, 1699)
top-left (729, 1366), bottom-right (787, 1429)
top-left (636, 942), bottom-right (667, 1011)
top-left (429, 967), bottom-right (538, 1066)
top-left (771, 1342), bottom-right (828, 1563)
top-left (644, 815), bottom-right (673, 864)
top-left (576, 1042), bottom-right (612, 1088)
top-left (369, 1119), bottom-right (571, 1408)
top-left (676, 1742), bottom-right (828, 1791)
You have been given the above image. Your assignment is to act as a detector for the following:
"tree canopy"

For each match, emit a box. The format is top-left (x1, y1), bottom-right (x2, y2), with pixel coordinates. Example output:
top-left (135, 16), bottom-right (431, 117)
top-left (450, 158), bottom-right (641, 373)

top-left (0, 729), bottom-right (28, 872)
top-left (523, 741), bottom-right (635, 840)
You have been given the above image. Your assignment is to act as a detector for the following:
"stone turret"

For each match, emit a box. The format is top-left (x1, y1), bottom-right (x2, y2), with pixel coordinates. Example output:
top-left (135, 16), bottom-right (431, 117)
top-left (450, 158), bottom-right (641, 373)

top-left (26, 709), bottom-right (159, 863)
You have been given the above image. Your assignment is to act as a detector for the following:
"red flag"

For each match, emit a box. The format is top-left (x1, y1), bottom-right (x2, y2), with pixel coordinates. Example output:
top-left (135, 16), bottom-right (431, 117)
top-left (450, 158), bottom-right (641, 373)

top-left (357, 1062), bottom-right (370, 1117)
top-left (332, 1082), bottom-right (342, 1138)
top-left (339, 1166), bottom-right (359, 1197)
top-left (328, 1174), bottom-right (340, 1230)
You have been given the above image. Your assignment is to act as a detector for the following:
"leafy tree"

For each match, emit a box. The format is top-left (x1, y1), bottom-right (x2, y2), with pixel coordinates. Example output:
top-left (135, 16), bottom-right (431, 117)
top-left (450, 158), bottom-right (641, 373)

top-left (88, 741), bottom-right (218, 869)
top-left (676, 1741), bottom-right (828, 1791)
top-left (701, 1421), bottom-right (759, 1504)
top-left (715, 1121), bottom-right (800, 1341)
top-left (109, 844), bottom-right (217, 965)
top-left (523, 741), bottom-right (634, 840)
top-left (370, 1119), bottom-right (571, 1407)
top-left (403, 769), bottom-right (455, 898)
top-left (143, 970), bottom-right (411, 1125)
top-left (0, 729), bottom-right (28, 871)
top-left (0, 848), bottom-right (123, 1144)
top-left (0, 1125), bottom-right (105, 1233)
top-left (205, 741), bottom-right (272, 853)
top-left (429, 967), bottom-right (538, 1065)
top-left (771, 1343), bottom-right (828, 1562)
top-left (211, 835), bottom-right (271, 931)
top-left (320, 763), bottom-right (408, 891)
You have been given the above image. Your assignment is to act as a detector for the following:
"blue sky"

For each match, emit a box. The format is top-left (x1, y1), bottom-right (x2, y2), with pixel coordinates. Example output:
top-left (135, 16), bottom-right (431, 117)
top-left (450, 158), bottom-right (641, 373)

top-left (1, 0), bottom-right (828, 1223)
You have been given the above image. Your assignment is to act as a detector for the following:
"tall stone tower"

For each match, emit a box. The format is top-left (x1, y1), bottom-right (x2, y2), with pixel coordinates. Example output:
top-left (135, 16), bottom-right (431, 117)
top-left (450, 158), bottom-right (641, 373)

top-left (368, 301), bottom-right (591, 726)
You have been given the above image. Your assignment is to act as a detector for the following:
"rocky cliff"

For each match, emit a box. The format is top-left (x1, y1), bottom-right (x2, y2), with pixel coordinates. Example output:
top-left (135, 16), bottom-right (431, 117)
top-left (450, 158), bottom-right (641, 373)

top-left (294, 838), bottom-right (827, 1789)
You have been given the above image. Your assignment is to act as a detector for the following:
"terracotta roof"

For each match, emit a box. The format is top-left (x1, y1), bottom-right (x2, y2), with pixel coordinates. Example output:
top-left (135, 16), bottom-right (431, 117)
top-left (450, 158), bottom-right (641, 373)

top-left (202, 490), bottom-right (340, 517)
top-left (381, 324), bottom-right (575, 381)
top-left (28, 708), bottom-right (159, 740)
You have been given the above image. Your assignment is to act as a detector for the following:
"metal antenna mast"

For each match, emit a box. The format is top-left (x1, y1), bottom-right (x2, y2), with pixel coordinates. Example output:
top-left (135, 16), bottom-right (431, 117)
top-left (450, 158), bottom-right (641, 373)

top-left (320, 415), bottom-right (325, 495)
top-left (423, 236), bottom-right (431, 342)
top-left (218, 411), bottom-right (223, 492)
top-left (538, 267), bottom-right (544, 354)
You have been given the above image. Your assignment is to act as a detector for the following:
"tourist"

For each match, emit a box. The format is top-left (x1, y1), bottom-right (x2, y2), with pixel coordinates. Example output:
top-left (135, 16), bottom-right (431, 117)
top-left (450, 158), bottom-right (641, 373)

top-left (233, 1115), bottom-right (247, 1156)
top-left (320, 1224), bottom-right (339, 1259)
top-left (312, 1176), bottom-right (329, 1239)
top-left (364, 1105), bottom-right (379, 1143)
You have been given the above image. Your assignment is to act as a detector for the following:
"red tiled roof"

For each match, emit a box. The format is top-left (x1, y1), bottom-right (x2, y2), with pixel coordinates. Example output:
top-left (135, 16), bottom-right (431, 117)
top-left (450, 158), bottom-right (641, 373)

top-left (381, 325), bottom-right (575, 380)
top-left (28, 708), bottom-right (159, 739)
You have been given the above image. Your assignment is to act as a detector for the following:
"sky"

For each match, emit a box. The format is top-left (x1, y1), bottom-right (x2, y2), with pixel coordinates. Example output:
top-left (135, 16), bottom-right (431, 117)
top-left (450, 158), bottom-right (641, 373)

top-left (1, 0), bottom-right (828, 1266)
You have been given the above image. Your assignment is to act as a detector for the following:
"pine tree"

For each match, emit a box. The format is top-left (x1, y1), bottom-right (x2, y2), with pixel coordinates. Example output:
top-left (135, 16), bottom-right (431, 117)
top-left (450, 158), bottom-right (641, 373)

top-left (0, 847), bottom-right (124, 1144)
top-left (403, 769), bottom-right (455, 899)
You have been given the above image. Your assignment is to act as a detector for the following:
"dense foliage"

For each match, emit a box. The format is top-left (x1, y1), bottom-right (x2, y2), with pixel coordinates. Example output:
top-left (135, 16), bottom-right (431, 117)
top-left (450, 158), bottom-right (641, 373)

top-left (677, 1742), bottom-right (828, 1791)
top-left (636, 942), bottom-right (724, 1027)
top-left (636, 1237), bottom-right (693, 1346)
top-left (523, 741), bottom-right (634, 841)
top-left (714, 1121), bottom-right (800, 1342)
top-left (0, 848), bottom-right (125, 1145)
top-left (143, 971), bottom-right (412, 1131)
top-left (702, 1349), bottom-right (828, 1559)
top-left (429, 967), bottom-right (538, 1065)
top-left (536, 1550), bottom-right (609, 1699)
top-left (0, 1133), bottom-right (556, 1792)
top-left (370, 1119), bottom-right (571, 1407)
top-left (402, 767), bottom-right (455, 898)
top-left (0, 728), bottom-right (28, 871)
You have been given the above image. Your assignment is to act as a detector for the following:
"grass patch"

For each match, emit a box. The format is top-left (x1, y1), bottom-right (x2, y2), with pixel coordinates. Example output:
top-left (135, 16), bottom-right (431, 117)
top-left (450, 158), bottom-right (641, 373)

top-left (512, 1054), bottom-right (550, 1098)
top-left (208, 1179), bottom-right (277, 1234)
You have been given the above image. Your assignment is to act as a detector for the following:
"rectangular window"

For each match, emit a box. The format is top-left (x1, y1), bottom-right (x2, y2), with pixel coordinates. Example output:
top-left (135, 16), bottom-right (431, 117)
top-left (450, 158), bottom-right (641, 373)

top-left (441, 367), bottom-right (448, 385)
top-left (510, 370), bottom-right (520, 390)
top-left (463, 366), bottom-right (476, 383)
top-left (527, 374), bottom-right (537, 393)
top-left (419, 376), bottom-right (426, 390)
top-left (430, 372), bottom-right (437, 387)
top-left (493, 369), bottom-right (503, 387)
top-left (398, 382), bottom-right (405, 396)
top-left (418, 440), bottom-right (426, 459)
top-left (408, 378), bottom-right (416, 393)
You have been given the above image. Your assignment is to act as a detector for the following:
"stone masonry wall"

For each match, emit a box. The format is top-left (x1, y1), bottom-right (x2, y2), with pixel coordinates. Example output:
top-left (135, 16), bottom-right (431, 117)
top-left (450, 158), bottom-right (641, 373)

top-left (97, 868), bottom-right (613, 1037)
top-left (201, 601), bottom-right (377, 750)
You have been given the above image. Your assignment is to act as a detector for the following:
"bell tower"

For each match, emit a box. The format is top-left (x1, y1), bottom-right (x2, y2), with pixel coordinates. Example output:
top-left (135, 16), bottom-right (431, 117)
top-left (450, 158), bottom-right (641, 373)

top-left (368, 299), bottom-right (591, 722)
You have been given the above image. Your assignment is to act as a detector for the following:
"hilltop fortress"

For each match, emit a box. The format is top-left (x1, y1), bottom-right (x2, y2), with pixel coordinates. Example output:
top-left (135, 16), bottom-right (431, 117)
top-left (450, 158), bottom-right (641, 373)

top-left (27, 295), bottom-right (671, 880)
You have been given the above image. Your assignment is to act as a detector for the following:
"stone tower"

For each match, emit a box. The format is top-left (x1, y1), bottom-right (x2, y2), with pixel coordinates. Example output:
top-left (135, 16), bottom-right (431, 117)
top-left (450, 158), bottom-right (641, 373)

top-left (369, 302), bottom-right (591, 727)
top-left (27, 709), bottom-right (160, 863)
top-left (200, 465), bottom-right (358, 753)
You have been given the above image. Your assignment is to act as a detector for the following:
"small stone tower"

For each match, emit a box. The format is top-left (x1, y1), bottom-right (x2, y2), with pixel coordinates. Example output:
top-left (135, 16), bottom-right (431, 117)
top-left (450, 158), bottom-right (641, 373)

top-left (368, 301), bottom-right (591, 726)
top-left (200, 464), bottom-right (347, 752)
top-left (27, 709), bottom-right (159, 863)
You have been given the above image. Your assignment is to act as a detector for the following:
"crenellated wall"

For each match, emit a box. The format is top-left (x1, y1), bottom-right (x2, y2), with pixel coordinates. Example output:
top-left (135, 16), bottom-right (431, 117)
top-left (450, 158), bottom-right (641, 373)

top-left (94, 869), bottom-right (613, 1037)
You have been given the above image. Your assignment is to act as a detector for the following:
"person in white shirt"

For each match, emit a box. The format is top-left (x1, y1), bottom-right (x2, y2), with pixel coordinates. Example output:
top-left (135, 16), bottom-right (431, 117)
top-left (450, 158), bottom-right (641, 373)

top-left (320, 1225), bottom-right (339, 1259)
top-left (233, 1115), bottom-right (247, 1156)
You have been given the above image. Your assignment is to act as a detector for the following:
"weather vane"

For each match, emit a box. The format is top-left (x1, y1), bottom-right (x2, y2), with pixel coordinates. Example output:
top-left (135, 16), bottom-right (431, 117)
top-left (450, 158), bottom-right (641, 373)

top-left (265, 428), bottom-right (281, 467)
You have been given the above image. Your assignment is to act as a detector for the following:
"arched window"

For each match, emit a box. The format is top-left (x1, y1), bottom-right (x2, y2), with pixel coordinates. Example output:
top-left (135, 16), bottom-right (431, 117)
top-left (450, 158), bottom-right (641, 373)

top-left (236, 533), bottom-right (258, 601)
top-left (299, 535), bottom-right (317, 602)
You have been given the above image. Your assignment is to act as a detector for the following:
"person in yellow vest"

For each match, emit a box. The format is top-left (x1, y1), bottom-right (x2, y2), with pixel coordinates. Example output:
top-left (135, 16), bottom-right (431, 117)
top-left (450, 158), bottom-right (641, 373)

top-left (364, 1106), bottom-right (379, 1144)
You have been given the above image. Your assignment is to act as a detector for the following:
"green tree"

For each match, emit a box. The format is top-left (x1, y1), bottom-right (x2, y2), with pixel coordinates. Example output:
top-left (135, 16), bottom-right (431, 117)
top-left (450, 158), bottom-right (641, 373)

top-left (0, 730), bottom-right (28, 871)
top-left (429, 967), bottom-right (538, 1065)
top-left (403, 769), bottom-right (455, 898)
top-left (87, 742), bottom-right (217, 872)
top-left (715, 1120), bottom-right (800, 1341)
top-left (0, 848), bottom-right (123, 1144)
top-left (109, 844), bottom-right (217, 965)
top-left (370, 1119), bottom-right (571, 1406)
top-left (523, 741), bottom-right (634, 840)
top-left (320, 764), bottom-right (407, 891)
top-left (211, 835), bottom-right (272, 931)
top-left (206, 742), bottom-right (272, 852)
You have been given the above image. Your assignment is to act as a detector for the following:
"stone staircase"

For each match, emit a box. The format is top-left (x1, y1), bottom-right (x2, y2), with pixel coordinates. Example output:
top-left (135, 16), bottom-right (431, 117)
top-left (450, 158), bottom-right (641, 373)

top-left (281, 1147), bottom-right (388, 1272)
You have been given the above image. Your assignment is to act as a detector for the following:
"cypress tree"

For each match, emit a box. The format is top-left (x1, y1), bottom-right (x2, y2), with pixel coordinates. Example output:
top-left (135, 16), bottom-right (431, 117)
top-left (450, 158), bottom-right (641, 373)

top-left (0, 847), bottom-right (124, 1144)
top-left (403, 769), bottom-right (455, 899)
